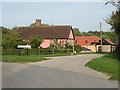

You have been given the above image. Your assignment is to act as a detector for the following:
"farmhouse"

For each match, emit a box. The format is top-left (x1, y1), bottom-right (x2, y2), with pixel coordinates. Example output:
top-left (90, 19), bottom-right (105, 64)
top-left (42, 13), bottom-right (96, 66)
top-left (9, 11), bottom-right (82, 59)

top-left (75, 36), bottom-right (100, 52)
top-left (17, 19), bottom-right (75, 49)
top-left (75, 36), bottom-right (116, 52)
top-left (95, 39), bottom-right (116, 52)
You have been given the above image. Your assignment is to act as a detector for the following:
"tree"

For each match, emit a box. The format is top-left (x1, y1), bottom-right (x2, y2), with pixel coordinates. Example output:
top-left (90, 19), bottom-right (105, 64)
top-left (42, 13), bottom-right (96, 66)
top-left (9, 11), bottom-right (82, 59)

top-left (2, 27), bottom-right (9, 34)
top-left (107, 10), bottom-right (120, 33)
top-left (80, 30), bottom-right (117, 42)
top-left (30, 35), bottom-right (43, 48)
top-left (105, 0), bottom-right (120, 35)
top-left (73, 28), bottom-right (82, 36)
top-left (105, 0), bottom-right (120, 8)
top-left (2, 27), bottom-right (22, 49)
top-left (105, 0), bottom-right (120, 57)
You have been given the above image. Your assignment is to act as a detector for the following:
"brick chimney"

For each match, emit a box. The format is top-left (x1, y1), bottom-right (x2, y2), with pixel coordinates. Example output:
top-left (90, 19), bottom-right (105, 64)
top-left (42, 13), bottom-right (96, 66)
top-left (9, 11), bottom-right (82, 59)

top-left (35, 19), bottom-right (41, 27)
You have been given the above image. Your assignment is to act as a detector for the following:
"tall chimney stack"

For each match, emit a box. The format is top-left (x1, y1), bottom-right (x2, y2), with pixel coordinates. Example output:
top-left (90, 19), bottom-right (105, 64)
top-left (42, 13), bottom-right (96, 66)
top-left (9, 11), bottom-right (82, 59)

top-left (35, 19), bottom-right (41, 27)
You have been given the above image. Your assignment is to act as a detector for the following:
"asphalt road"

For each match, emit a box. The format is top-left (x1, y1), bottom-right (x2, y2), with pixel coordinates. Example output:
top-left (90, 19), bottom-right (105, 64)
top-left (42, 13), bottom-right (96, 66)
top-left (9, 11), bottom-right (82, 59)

top-left (2, 54), bottom-right (118, 88)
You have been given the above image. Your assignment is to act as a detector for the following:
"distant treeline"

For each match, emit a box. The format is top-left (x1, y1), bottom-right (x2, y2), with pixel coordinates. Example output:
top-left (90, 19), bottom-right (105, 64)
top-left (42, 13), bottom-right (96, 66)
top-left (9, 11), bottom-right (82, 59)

top-left (73, 28), bottom-right (117, 43)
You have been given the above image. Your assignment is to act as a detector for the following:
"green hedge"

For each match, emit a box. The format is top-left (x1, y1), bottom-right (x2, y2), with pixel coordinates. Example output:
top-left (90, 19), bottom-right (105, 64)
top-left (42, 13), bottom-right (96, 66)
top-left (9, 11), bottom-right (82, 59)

top-left (2, 49), bottom-right (18, 55)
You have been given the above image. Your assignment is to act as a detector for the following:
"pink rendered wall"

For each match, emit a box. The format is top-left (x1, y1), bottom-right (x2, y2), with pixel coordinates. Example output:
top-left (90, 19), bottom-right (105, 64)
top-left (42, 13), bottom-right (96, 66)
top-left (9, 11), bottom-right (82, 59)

top-left (69, 29), bottom-right (74, 39)
top-left (40, 39), bottom-right (51, 48)
top-left (40, 29), bottom-right (74, 48)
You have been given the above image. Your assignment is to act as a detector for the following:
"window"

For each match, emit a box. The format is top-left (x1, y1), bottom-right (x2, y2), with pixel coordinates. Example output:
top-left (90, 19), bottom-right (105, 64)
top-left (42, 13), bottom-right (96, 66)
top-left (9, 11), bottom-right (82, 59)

top-left (85, 40), bottom-right (88, 43)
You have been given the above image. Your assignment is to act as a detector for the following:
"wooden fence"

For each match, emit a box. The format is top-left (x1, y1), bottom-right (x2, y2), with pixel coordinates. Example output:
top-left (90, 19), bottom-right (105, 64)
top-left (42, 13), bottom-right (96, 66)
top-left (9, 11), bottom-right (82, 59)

top-left (2, 48), bottom-right (73, 55)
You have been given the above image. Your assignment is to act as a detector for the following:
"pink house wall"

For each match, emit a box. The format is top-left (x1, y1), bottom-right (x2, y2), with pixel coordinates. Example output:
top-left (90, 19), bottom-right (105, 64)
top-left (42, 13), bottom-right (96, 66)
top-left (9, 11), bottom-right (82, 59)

top-left (40, 29), bottom-right (74, 48)
top-left (69, 29), bottom-right (74, 39)
top-left (40, 39), bottom-right (51, 48)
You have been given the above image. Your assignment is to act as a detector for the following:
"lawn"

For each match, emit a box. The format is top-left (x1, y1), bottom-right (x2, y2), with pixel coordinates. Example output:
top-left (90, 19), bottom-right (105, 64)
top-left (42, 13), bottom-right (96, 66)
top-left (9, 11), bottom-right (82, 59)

top-left (86, 54), bottom-right (119, 80)
top-left (2, 55), bottom-right (48, 63)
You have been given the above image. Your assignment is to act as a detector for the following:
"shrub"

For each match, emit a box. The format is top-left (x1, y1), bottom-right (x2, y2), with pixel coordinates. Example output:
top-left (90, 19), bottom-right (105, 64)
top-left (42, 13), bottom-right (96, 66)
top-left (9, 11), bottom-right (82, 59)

top-left (2, 48), bottom-right (18, 55)
top-left (65, 43), bottom-right (73, 49)
top-left (30, 35), bottom-right (43, 48)
top-left (74, 45), bottom-right (81, 52)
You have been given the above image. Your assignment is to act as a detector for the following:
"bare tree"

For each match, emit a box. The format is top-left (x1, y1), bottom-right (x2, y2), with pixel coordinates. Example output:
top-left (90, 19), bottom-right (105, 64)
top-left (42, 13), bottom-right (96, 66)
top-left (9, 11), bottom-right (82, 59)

top-left (105, 0), bottom-right (120, 8)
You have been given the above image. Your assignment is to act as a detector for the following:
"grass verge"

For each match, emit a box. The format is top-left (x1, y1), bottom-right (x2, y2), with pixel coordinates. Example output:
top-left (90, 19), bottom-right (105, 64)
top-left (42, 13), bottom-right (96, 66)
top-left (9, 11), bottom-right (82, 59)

top-left (40, 53), bottom-right (71, 57)
top-left (86, 54), bottom-right (119, 80)
top-left (2, 55), bottom-right (48, 63)
top-left (2, 53), bottom-right (72, 63)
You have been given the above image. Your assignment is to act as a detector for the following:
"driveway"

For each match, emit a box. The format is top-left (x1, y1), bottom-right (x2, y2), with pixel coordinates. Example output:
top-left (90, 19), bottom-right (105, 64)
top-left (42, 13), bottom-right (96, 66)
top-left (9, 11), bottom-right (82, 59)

top-left (2, 54), bottom-right (118, 88)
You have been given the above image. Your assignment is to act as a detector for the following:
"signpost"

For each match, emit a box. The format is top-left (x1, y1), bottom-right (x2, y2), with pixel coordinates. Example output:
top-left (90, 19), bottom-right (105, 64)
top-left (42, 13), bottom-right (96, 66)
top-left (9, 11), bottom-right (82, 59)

top-left (17, 45), bottom-right (31, 57)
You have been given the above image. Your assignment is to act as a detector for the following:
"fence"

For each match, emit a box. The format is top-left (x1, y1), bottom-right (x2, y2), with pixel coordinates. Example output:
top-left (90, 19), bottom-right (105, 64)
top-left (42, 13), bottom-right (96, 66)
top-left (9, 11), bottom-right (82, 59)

top-left (2, 48), bottom-right (73, 55)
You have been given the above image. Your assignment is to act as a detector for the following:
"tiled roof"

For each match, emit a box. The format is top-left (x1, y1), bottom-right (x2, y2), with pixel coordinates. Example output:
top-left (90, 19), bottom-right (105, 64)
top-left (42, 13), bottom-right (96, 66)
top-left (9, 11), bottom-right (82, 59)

top-left (75, 36), bottom-right (100, 46)
top-left (75, 36), bottom-right (115, 46)
top-left (17, 26), bottom-right (74, 40)
top-left (104, 39), bottom-right (115, 45)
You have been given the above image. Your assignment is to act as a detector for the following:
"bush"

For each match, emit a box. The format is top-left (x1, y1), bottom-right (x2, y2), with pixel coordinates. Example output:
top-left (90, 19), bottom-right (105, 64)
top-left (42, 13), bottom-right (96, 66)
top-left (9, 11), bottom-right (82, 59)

top-left (74, 45), bottom-right (81, 52)
top-left (65, 43), bottom-right (73, 49)
top-left (48, 44), bottom-right (58, 49)
top-left (2, 48), bottom-right (18, 55)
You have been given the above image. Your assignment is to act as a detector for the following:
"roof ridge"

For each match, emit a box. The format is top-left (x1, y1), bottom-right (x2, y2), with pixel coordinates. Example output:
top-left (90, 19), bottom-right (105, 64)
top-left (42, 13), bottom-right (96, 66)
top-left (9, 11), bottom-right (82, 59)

top-left (17, 25), bottom-right (72, 28)
top-left (75, 36), bottom-right (100, 37)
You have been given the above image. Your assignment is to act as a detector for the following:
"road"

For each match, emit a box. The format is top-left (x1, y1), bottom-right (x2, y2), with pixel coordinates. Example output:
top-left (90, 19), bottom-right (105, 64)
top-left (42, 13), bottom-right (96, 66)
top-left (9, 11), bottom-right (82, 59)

top-left (2, 54), bottom-right (118, 88)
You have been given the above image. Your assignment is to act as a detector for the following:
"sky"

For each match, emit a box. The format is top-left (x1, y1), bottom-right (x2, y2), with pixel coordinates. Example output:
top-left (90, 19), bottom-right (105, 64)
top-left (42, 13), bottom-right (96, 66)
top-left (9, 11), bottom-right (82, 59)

top-left (1, 0), bottom-right (108, 2)
top-left (2, 1), bottom-right (116, 32)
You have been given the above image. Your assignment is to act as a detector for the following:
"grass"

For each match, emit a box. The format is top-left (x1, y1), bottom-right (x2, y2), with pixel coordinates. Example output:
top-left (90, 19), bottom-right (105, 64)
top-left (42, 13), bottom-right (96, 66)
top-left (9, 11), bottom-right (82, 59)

top-left (2, 55), bottom-right (48, 63)
top-left (1, 52), bottom-right (108, 63)
top-left (0, 55), bottom-right (2, 62)
top-left (2, 53), bottom-right (72, 63)
top-left (80, 52), bottom-right (108, 54)
top-left (86, 54), bottom-right (119, 80)
top-left (40, 53), bottom-right (72, 57)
